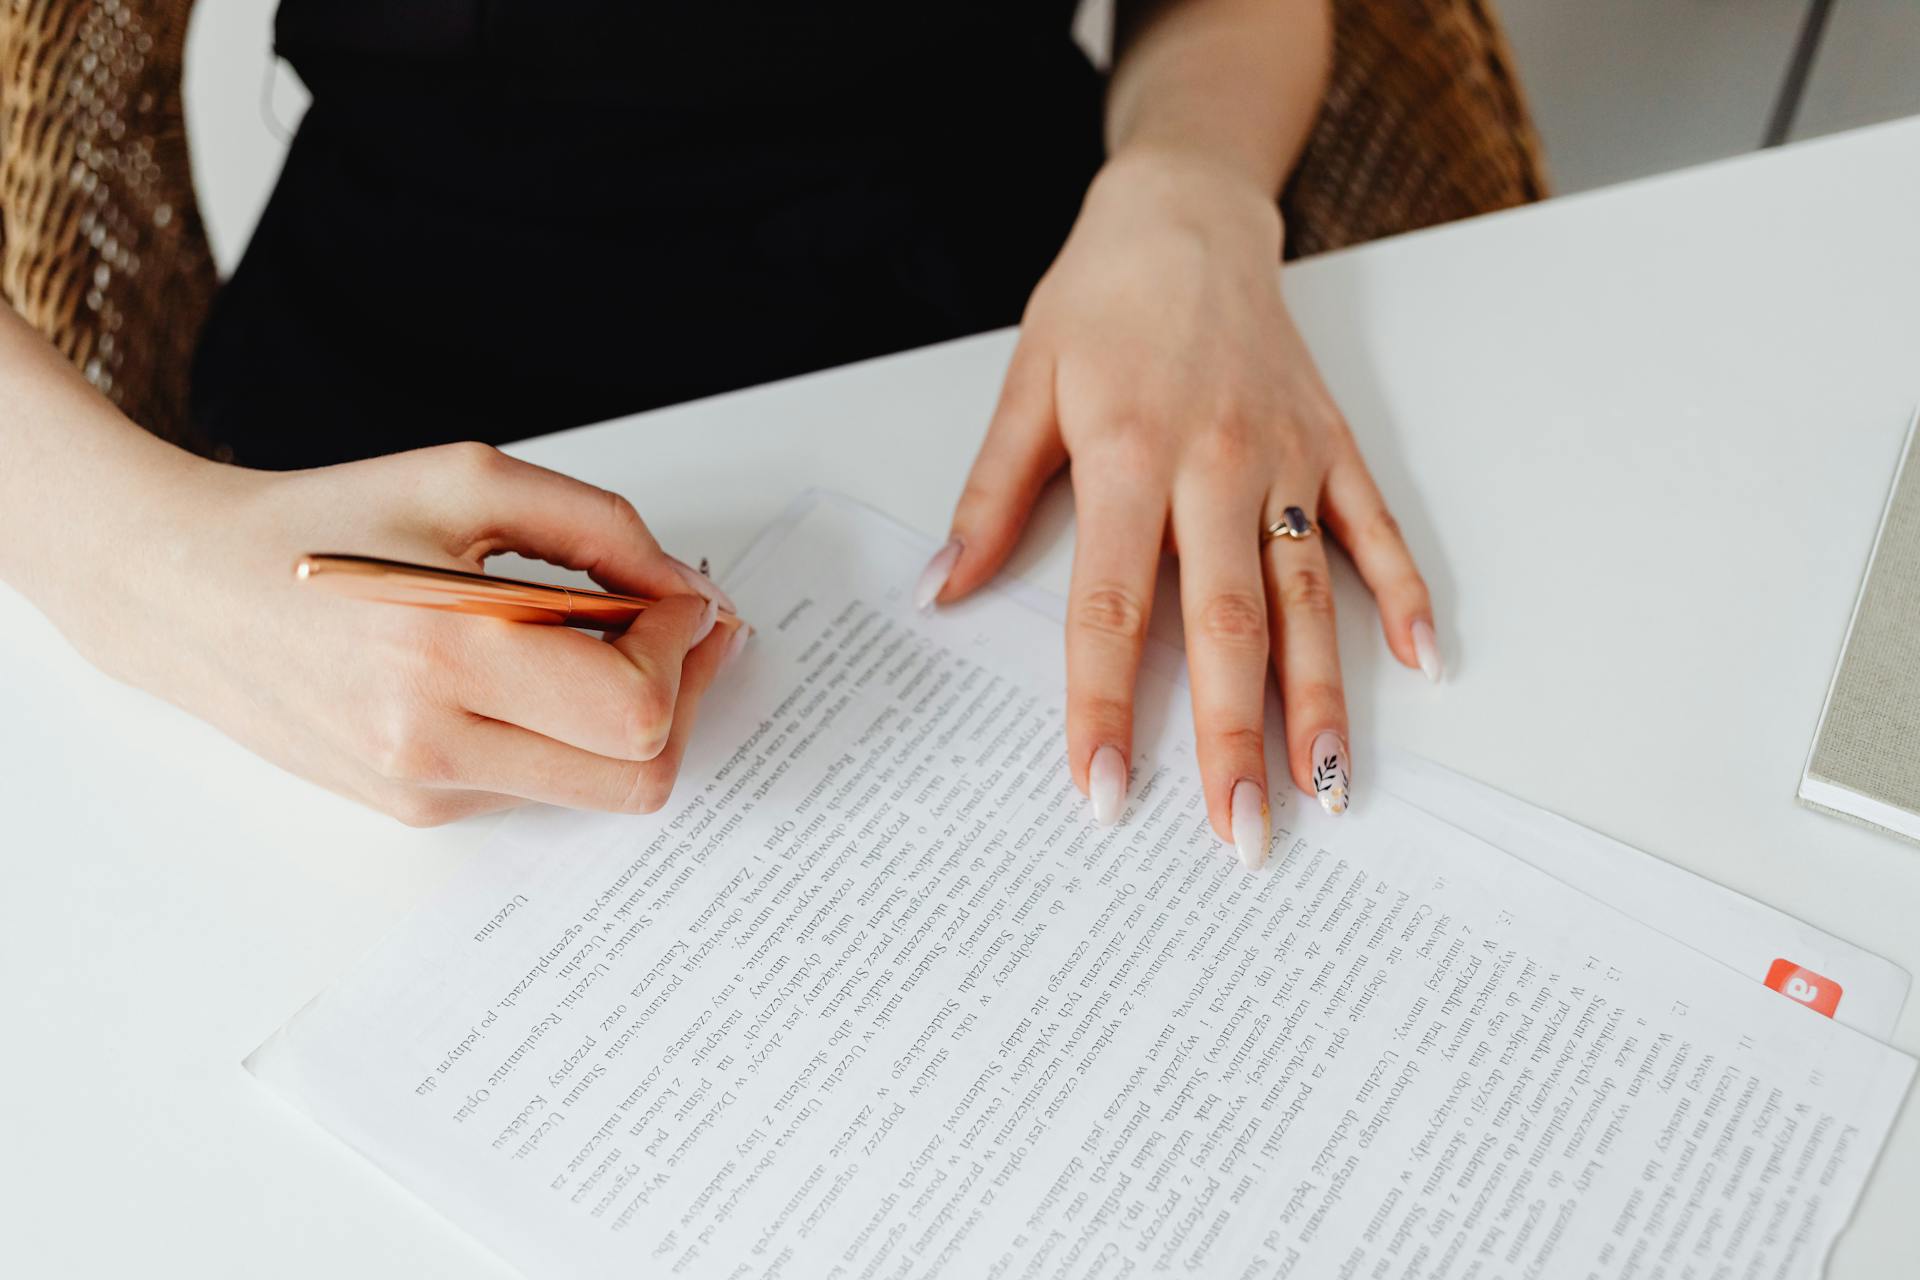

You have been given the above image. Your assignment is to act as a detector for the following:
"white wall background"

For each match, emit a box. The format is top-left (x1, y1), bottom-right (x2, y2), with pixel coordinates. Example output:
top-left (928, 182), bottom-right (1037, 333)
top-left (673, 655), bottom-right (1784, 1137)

top-left (1499, 0), bottom-right (1920, 191)
top-left (183, 0), bottom-right (1920, 276)
top-left (185, 0), bottom-right (304, 273)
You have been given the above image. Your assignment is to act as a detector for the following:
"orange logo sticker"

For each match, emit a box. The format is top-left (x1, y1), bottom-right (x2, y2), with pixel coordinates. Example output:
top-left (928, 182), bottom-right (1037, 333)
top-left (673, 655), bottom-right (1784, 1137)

top-left (1764, 959), bottom-right (1842, 1018)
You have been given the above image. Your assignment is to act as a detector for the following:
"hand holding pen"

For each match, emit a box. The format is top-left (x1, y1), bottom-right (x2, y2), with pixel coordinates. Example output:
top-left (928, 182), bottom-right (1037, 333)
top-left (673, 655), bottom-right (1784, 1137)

top-left (46, 442), bottom-right (748, 827)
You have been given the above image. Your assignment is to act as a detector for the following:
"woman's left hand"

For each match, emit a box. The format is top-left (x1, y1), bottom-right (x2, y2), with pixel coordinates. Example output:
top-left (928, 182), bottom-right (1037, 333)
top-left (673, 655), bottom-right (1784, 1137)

top-left (920, 149), bottom-right (1439, 866)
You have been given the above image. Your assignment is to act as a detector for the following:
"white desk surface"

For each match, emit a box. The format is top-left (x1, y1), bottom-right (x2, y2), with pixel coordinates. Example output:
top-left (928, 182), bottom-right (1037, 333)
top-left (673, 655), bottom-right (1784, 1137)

top-left (6, 117), bottom-right (1920, 1277)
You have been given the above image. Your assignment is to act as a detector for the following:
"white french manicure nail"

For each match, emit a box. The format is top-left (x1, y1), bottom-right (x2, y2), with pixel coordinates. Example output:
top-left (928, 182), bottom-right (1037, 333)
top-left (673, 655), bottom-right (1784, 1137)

top-left (691, 597), bottom-right (719, 648)
top-left (914, 538), bottom-right (963, 612)
top-left (723, 623), bottom-right (754, 668)
top-left (1412, 619), bottom-right (1443, 683)
top-left (1089, 745), bottom-right (1126, 826)
top-left (1230, 779), bottom-right (1269, 871)
top-left (1311, 731), bottom-right (1350, 815)
top-left (667, 555), bottom-right (737, 614)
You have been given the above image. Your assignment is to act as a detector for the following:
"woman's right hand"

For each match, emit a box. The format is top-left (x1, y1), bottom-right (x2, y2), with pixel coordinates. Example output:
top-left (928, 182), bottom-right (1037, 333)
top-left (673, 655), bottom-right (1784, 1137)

top-left (37, 441), bottom-right (744, 826)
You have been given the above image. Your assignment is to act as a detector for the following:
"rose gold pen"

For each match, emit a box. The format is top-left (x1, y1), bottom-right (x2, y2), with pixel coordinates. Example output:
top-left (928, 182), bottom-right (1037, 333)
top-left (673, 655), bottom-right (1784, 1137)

top-left (293, 553), bottom-right (739, 633)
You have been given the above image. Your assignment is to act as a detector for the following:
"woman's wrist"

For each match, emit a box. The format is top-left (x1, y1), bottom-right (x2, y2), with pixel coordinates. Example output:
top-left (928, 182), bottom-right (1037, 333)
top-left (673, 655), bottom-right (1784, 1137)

top-left (4, 410), bottom-right (232, 631)
top-left (1085, 144), bottom-right (1286, 260)
top-left (0, 302), bottom-right (237, 615)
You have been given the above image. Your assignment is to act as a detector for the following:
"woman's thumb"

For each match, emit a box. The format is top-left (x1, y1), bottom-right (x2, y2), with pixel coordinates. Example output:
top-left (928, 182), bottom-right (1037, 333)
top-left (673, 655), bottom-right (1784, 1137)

top-left (917, 348), bottom-right (1065, 608)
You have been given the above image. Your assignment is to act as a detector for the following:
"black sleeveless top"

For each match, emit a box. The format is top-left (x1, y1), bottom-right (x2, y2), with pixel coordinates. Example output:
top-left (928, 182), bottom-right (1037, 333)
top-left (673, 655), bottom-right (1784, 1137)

top-left (191, 3), bottom-right (1105, 469)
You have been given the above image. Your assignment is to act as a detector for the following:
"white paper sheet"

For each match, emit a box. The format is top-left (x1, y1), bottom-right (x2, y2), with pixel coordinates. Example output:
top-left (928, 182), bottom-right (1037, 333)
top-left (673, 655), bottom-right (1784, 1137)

top-left (251, 492), bottom-right (1915, 1279)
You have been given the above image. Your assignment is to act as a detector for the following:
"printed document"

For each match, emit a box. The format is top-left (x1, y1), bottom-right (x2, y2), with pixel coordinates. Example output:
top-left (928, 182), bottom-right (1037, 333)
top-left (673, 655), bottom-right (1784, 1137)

top-left (251, 492), bottom-right (1914, 1279)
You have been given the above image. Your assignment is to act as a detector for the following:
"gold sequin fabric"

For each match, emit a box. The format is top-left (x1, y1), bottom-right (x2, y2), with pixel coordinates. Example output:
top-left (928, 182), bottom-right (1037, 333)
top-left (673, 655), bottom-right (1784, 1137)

top-left (1, 0), bottom-right (216, 451)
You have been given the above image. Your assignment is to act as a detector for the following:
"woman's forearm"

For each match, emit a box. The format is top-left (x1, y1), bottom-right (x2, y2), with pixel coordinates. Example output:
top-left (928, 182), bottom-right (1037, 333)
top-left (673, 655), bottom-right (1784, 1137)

top-left (1106, 0), bottom-right (1332, 198)
top-left (0, 304), bottom-right (215, 612)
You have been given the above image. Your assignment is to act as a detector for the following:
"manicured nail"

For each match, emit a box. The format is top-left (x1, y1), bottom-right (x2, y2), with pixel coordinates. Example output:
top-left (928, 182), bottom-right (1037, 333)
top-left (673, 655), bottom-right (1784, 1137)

top-left (1310, 731), bottom-right (1350, 815)
top-left (1411, 619), bottom-right (1443, 683)
top-left (914, 537), bottom-right (962, 612)
top-left (667, 555), bottom-right (737, 614)
top-left (1088, 745), bottom-right (1127, 826)
top-left (1230, 779), bottom-right (1270, 870)
top-left (722, 623), bottom-right (755, 668)
top-left (691, 597), bottom-right (719, 647)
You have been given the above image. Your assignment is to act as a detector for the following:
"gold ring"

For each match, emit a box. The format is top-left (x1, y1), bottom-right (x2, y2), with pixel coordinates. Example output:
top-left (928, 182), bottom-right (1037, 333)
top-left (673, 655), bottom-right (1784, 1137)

top-left (1262, 506), bottom-right (1317, 543)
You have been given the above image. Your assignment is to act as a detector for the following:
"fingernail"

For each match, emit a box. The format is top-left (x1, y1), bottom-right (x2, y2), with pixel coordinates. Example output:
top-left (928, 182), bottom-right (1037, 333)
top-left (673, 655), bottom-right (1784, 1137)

top-left (1230, 778), bottom-right (1270, 871)
top-left (722, 623), bottom-right (755, 668)
top-left (1088, 745), bottom-right (1127, 826)
top-left (691, 597), bottom-right (719, 648)
top-left (1310, 731), bottom-right (1350, 816)
top-left (667, 555), bottom-right (738, 614)
top-left (1412, 619), bottom-right (1443, 683)
top-left (914, 537), bottom-right (963, 612)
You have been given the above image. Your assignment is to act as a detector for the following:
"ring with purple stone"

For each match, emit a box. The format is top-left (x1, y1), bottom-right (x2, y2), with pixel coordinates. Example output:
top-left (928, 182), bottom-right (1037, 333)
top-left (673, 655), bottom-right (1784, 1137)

top-left (1261, 506), bottom-right (1317, 543)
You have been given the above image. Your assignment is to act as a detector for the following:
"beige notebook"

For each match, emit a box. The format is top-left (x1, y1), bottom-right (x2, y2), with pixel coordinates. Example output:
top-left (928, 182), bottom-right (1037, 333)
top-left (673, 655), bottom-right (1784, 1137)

top-left (1801, 403), bottom-right (1920, 841)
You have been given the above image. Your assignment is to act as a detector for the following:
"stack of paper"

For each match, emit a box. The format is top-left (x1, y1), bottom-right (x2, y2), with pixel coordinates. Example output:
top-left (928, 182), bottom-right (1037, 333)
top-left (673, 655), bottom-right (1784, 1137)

top-left (251, 492), bottom-right (1912, 1279)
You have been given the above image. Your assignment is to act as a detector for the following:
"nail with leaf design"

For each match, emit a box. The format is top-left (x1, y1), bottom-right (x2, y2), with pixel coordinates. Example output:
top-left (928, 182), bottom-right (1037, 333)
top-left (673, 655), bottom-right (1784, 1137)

top-left (1310, 730), bottom-right (1349, 816)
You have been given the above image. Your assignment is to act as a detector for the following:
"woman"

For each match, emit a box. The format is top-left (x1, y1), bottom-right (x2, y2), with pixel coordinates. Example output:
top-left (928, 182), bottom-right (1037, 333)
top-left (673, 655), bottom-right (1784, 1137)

top-left (0, 0), bottom-right (1439, 863)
